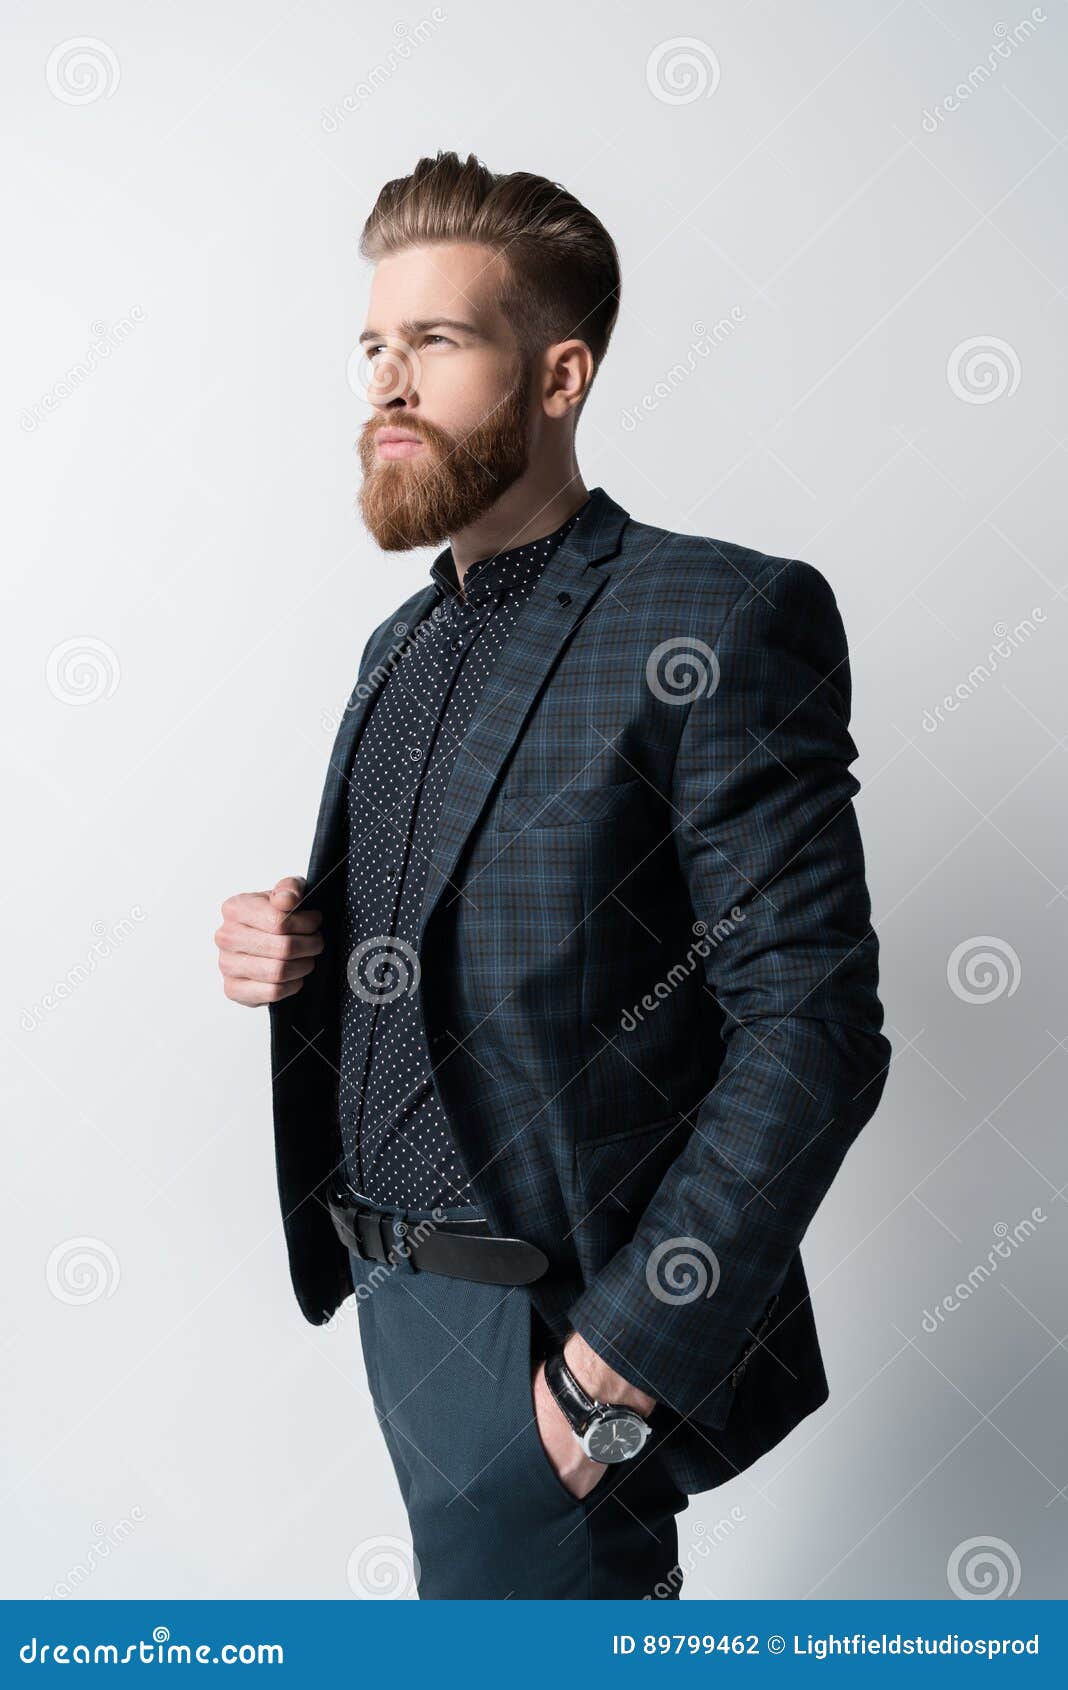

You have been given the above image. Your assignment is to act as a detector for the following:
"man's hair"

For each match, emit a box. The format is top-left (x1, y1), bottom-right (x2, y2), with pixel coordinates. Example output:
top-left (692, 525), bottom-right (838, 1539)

top-left (359, 151), bottom-right (621, 396)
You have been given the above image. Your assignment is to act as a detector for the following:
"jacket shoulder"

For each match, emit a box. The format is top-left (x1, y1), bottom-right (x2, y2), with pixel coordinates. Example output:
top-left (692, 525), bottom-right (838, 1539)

top-left (617, 516), bottom-right (836, 622)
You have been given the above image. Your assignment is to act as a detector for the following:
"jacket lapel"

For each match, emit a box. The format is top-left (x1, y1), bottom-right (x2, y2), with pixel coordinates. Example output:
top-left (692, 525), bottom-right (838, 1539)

top-left (417, 486), bottom-right (629, 947)
top-left (305, 583), bottom-right (440, 899)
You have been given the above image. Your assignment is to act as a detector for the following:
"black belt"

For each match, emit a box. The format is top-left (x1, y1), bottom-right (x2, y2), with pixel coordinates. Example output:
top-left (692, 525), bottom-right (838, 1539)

top-left (327, 1192), bottom-right (548, 1287)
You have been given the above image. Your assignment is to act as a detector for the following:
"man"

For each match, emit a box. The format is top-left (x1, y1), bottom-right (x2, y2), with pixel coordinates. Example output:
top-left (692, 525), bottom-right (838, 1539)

top-left (216, 151), bottom-right (890, 1600)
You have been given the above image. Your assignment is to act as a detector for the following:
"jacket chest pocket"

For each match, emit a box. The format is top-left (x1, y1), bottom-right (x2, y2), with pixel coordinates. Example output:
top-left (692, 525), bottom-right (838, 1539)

top-left (493, 777), bottom-right (644, 834)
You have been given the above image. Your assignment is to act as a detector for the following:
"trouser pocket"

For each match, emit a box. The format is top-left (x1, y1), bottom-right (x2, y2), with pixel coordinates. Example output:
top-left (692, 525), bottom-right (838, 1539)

top-left (519, 1298), bottom-right (601, 1511)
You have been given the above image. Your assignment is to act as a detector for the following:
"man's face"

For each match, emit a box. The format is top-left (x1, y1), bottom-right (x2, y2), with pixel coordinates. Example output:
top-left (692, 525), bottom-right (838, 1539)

top-left (357, 242), bottom-right (534, 550)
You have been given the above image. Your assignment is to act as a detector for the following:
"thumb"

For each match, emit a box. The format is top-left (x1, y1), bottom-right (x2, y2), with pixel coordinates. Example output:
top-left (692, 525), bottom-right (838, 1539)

top-left (269, 875), bottom-right (308, 912)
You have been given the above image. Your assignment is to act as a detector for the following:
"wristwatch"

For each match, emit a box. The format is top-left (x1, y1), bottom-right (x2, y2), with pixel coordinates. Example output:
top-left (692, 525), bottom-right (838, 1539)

top-left (544, 1349), bottom-right (652, 1463)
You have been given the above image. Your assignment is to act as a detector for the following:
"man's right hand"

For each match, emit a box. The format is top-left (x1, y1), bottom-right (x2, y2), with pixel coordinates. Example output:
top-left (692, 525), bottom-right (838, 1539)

top-left (215, 876), bottom-right (324, 1007)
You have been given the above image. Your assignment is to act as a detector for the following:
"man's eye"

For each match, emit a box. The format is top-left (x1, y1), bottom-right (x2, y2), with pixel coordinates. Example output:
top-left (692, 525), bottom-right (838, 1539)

top-left (366, 337), bottom-right (450, 357)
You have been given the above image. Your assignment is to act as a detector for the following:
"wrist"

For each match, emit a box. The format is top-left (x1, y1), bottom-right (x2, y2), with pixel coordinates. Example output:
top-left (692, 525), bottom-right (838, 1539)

top-left (563, 1330), bottom-right (656, 1417)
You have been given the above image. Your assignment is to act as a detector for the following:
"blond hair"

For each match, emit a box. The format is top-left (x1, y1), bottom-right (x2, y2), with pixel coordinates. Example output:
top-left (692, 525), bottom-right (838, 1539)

top-left (360, 151), bottom-right (621, 388)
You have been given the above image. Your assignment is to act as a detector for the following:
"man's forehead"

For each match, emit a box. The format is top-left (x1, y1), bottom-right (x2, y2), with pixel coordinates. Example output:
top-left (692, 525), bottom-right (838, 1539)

top-left (366, 243), bottom-right (508, 328)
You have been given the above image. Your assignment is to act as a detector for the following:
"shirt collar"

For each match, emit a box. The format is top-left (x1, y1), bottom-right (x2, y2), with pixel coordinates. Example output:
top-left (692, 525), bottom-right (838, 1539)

top-left (428, 499), bottom-right (589, 609)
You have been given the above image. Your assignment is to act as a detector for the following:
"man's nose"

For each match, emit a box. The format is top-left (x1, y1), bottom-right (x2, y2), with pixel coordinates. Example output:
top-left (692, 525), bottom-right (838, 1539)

top-left (367, 342), bottom-right (418, 409)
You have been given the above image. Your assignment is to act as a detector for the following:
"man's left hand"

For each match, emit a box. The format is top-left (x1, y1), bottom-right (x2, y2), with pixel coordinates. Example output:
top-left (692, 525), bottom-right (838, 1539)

top-left (530, 1331), bottom-right (657, 1499)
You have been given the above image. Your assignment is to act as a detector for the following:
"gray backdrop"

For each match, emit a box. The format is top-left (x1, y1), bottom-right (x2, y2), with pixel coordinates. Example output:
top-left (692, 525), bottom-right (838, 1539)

top-left (4, 0), bottom-right (1064, 1601)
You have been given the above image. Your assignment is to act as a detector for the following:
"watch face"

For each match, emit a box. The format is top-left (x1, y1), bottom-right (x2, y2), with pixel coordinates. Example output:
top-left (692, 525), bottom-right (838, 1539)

top-left (584, 1410), bottom-right (648, 1464)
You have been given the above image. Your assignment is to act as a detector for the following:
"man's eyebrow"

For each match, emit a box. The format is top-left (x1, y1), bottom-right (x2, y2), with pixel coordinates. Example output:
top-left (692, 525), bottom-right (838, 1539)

top-left (359, 317), bottom-right (485, 345)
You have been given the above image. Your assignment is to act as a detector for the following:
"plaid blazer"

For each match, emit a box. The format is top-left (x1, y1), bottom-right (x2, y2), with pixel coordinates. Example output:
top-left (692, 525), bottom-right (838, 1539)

top-left (269, 486), bottom-right (890, 1495)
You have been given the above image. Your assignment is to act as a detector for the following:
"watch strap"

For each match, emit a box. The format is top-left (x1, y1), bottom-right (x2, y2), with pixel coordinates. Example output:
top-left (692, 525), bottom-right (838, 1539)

top-left (543, 1349), bottom-right (602, 1435)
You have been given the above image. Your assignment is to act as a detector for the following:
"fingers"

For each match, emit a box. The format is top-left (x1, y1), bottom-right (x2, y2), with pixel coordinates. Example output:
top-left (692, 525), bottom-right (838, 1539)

top-left (214, 919), bottom-right (325, 963)
top-left (270, 875), bottom-right (307, 913)
top-left (221, 887), bottom-right (322, 937)
top-left (221, 974), bottom-right (307, 1007)
top-left (217, 950), bottom-right (319, 986)
top-left (217, 879), bottom-right (325, 1009)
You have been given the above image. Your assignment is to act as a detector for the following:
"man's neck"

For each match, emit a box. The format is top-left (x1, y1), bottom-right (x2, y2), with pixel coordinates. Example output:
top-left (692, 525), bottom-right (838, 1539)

top-left (450, 472), bottom-right (589, 586)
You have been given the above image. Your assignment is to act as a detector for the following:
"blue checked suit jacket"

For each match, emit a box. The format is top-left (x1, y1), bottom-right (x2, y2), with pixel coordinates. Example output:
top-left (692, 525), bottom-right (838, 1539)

top-left (269, 486), bottom-right (891, 1495)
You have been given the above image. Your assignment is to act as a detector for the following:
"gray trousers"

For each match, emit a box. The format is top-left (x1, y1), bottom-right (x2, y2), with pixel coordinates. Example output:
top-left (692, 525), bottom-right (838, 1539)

top-left (347, 1198), bottom-right (688, 1599)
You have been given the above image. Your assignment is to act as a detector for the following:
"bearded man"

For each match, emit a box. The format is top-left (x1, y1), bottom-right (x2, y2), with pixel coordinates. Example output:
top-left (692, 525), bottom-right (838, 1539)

top-left (215, 150), bottom-right (890, 1601)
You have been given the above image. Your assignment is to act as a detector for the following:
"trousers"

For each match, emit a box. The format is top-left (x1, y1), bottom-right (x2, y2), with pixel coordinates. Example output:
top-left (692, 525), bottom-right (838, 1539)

top-left (346, 1197), bottom-right (689, 1599)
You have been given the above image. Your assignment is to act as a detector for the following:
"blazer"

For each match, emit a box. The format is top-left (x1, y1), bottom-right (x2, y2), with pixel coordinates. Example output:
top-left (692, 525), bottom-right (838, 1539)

top-left (268, 485), bottom-right (891, 1495)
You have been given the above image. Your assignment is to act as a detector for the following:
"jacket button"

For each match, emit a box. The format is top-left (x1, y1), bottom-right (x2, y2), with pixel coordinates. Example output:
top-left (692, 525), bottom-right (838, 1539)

top-left (556, 591), bottom-right (572, 606)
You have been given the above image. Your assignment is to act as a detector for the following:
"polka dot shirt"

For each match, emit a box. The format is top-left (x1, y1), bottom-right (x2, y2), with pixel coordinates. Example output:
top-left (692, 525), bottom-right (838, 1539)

top-left (337, 502), bottom-right (588, 1209)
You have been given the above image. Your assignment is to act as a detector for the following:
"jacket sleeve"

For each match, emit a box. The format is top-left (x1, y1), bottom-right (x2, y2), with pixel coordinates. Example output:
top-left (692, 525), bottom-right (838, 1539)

top-left (567, 558), bottom-right (892, 1428)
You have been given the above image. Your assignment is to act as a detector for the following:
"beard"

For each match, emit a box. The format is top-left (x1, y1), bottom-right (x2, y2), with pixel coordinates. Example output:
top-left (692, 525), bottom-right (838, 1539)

top-left (357, 369), bottom-right (532, 551)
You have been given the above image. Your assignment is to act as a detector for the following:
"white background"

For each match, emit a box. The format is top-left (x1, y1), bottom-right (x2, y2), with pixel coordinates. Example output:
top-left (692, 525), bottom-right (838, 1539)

top-left (3, 0), bottom-right (1065, 1600)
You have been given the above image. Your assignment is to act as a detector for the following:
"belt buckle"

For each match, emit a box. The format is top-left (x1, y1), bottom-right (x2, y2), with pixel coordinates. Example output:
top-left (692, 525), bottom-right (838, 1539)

top-left (354, 1206), bottom-right (405, 1266)
top-left (327, 1194), bottom-right (377, 1263)
top-left (328, 1199), bottom-right (362, 1260)
top-left (328, 1184), bottom-right (407, 1266)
